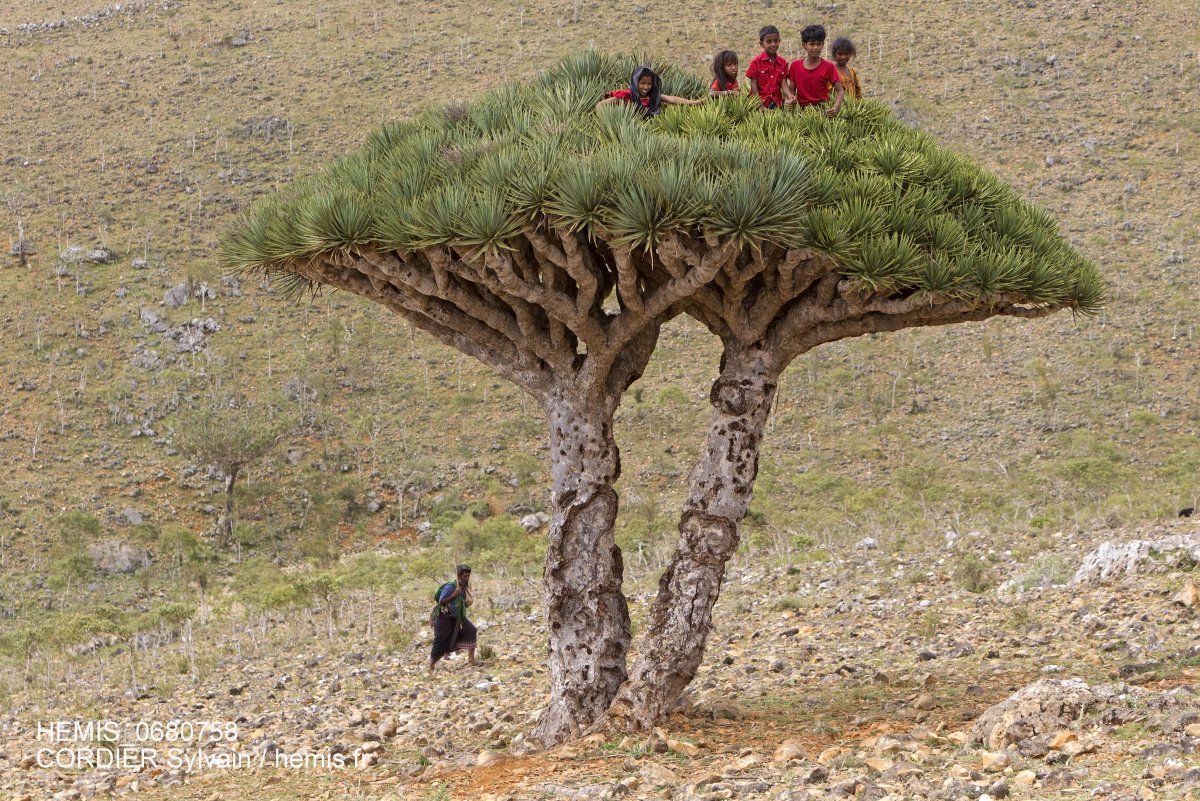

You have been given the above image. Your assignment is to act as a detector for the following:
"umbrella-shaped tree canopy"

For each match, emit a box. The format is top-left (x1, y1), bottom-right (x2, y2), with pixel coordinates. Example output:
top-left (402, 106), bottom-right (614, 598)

top-left (224, 50), bottom-right (1101, 321)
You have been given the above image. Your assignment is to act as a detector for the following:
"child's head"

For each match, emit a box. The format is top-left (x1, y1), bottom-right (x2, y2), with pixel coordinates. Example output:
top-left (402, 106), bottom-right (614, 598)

top-left (801, 24), bottom-right (826, 44)
top-left (758, 25), bottom-right (781, 55)
top-left (712, 50), bottom-right (739, 89)
top-left (801, 24), bottom-right (826, 59)
top-left (629, 66), bottom-right (662, 116)
top-left (830, 36), bottom-right (856, 67)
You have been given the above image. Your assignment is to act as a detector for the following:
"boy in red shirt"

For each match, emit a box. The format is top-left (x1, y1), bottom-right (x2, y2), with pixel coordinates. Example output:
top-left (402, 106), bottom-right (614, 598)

top-left (745, 25), bottom-right (791, 109)
top-left (785, 24), bottom-right (844, 117)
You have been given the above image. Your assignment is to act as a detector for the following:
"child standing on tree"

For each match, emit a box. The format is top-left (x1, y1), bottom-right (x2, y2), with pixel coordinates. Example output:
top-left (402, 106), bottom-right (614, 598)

top-left (746, 25), bottom-right (791, 109)
top-left (830, 36), bottom-right (863, 100)
top-left (596, 66), bottom-right (704, 118)
top-left (710, 50), bottom-right (741, 97)
top-left (785, 24), bottom-right (844, 117)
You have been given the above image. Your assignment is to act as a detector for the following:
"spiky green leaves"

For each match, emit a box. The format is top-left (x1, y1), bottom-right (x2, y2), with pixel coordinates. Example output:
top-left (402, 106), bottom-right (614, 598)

top-left (225, 50), bottom-right (1103, 316)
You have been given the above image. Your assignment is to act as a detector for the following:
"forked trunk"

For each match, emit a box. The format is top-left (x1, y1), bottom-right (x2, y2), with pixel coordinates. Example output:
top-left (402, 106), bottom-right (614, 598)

top-left (597, 343), bottom-right (778, 732)
top-left (533, 390), bottom-right (632, 745)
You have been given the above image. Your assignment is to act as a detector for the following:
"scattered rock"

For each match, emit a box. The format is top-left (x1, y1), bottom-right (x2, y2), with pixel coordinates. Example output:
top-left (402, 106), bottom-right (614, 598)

top-left (1172, 582), bottom-right (1199, 607)
top-left (710, 702), bottom-right (743, 721)
top-left (167, 317), bottom-right (220, 353)
top-left (60, 245), bottom-right (116, 264)
top-left (772, 737), bottom-right (806, 764)
top-left (472, 748), bottom-right (501, 767)
top-left (164, 283), bottom-right (190, 309)
top-left (520, 512), bottom-right (550, 532)
top-left (666, 737), bottom-right (700, 756)
top-left (1013, 769), bottom-right (1037, 786)
top-left (980, 750), bottom-right (1012, 772)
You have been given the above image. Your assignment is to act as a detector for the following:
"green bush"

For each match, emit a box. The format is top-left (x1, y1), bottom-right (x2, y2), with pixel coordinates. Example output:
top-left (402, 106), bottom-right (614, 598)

top-left (48, 549), bottom-right (93, 590)
top-left (404, 551), bottom-right (450, 581)
top-left (55, 511), bottom-right (101, 545)
top-left (234, 558), bottom-right (309, 611)
top-left (448, 517), bottom-right (543, 570)
top-left (382, 623), bottom-right (415, 651)
top-left (953, 553), bottom-right (994, 593)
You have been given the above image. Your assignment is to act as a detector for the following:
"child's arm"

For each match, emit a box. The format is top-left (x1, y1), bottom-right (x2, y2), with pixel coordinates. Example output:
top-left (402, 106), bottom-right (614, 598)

top-left (748, 76), bottom-right (761, 98)
top-left (595, 96), bottom-right (622, 111)
top-left (662, 94), bottom-right (705, 106)
top-left (782, 78), bottom-right (797, 106)
top-left (826, 82), bottom-right (845, 117)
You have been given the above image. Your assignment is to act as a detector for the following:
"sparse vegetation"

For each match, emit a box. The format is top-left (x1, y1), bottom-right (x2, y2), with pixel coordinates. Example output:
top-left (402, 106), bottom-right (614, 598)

top-left (0, 0), bottom-right (1196, 797)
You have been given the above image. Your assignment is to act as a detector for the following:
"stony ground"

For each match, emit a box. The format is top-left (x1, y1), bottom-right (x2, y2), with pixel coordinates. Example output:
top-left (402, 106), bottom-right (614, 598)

top-left (4, 520), bottom-right (1199, 801)
top-left (2, 0), bottom-right (1200, 799)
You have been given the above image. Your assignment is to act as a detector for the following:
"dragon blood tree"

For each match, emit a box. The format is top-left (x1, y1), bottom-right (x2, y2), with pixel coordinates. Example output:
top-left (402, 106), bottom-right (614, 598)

top-left (223, 51), bottom-right (1103, 743)
top-left (592, 96), bottom-right (1105, 731)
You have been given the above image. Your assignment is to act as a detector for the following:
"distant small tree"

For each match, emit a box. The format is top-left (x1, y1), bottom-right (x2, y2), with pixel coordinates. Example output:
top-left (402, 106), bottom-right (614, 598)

top-left (0, 624), bottom-right (44, 690)
top-left (147, 601), bottom-right (198, 681)
top-left (173, 398), bottom-right (293, 546)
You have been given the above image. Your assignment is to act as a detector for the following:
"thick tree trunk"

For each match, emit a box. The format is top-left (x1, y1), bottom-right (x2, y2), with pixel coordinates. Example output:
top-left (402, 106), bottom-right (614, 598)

top-left (533, 390), bottom-right (632, 745)
top-left (597, 343), bottom-right (778, 732)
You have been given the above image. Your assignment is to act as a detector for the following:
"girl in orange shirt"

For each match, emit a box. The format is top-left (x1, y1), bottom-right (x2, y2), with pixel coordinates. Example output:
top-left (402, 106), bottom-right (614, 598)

top-left (830, 37), bottom-right (863, 100)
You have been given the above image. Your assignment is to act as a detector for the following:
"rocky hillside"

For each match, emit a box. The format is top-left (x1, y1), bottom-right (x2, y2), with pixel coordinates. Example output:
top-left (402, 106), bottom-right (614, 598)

top-left (4, 520), bottom-right (1200, 799)
top-left (1, 0), bottom-right (1198, 798)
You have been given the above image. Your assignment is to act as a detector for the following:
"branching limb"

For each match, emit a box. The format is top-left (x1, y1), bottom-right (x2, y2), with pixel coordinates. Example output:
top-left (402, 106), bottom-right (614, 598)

top-left (605, 234), bottom-right (736, 351)
top-left (295, 257), bottom-right (546, 392)
top-left (612, 245), bottom-right (645, 316)
top-left (773, 296), bottom-right (1058, 363)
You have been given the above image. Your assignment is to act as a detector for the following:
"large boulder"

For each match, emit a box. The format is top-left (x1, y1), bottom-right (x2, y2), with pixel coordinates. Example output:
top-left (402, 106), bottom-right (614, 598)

top-left (970, 679), bottom-right (1101, 750)
top-left (1074, 531), bottom-right (1200, 583)
top-left (87, 541), bottom-right (152, 575)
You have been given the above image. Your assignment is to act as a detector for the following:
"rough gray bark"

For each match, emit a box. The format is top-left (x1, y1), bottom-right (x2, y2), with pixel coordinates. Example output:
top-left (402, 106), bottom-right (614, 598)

top-left (534, 391), bottom-right (631, 745)
top-left (597, 343), bottom-right (779, 731)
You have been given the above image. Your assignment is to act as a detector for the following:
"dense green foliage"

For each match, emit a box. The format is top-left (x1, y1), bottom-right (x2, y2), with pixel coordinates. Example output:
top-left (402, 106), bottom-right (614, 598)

top-left (224, 51), bottom-right (1102, 314)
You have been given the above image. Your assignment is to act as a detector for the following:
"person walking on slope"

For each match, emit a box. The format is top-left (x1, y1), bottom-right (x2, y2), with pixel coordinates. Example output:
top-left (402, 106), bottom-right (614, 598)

top-left (430, 565), bottom-right (479, 671)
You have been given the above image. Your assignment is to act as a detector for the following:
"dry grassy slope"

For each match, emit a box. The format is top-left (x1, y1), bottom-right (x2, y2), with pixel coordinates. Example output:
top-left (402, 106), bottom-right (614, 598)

top-left (0, 0), bottom-right (1197, 566)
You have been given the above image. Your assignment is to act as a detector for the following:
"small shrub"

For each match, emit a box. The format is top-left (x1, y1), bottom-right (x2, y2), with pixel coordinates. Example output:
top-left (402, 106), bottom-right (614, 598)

top-left (55, 511), bottom-right (102, 545)
top-left (1015, 555), bottom-right (1070, 591)
top-left (1007, 606), bottom-right (1033, 630)
top-left (382, 624), bottom-right (414, 651)
top-left (404, 551), bottom-right (449, 580)
top-left (655, 385), bottom-right (690, 408)
top-left (476, 643), bottom-right (495, 661)
top-left (916, 609), bottom-right (943, 638)
top-left (774, 595), bottom-right (806, 611)
top-left (953, 554), bottom-right (994, 593)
